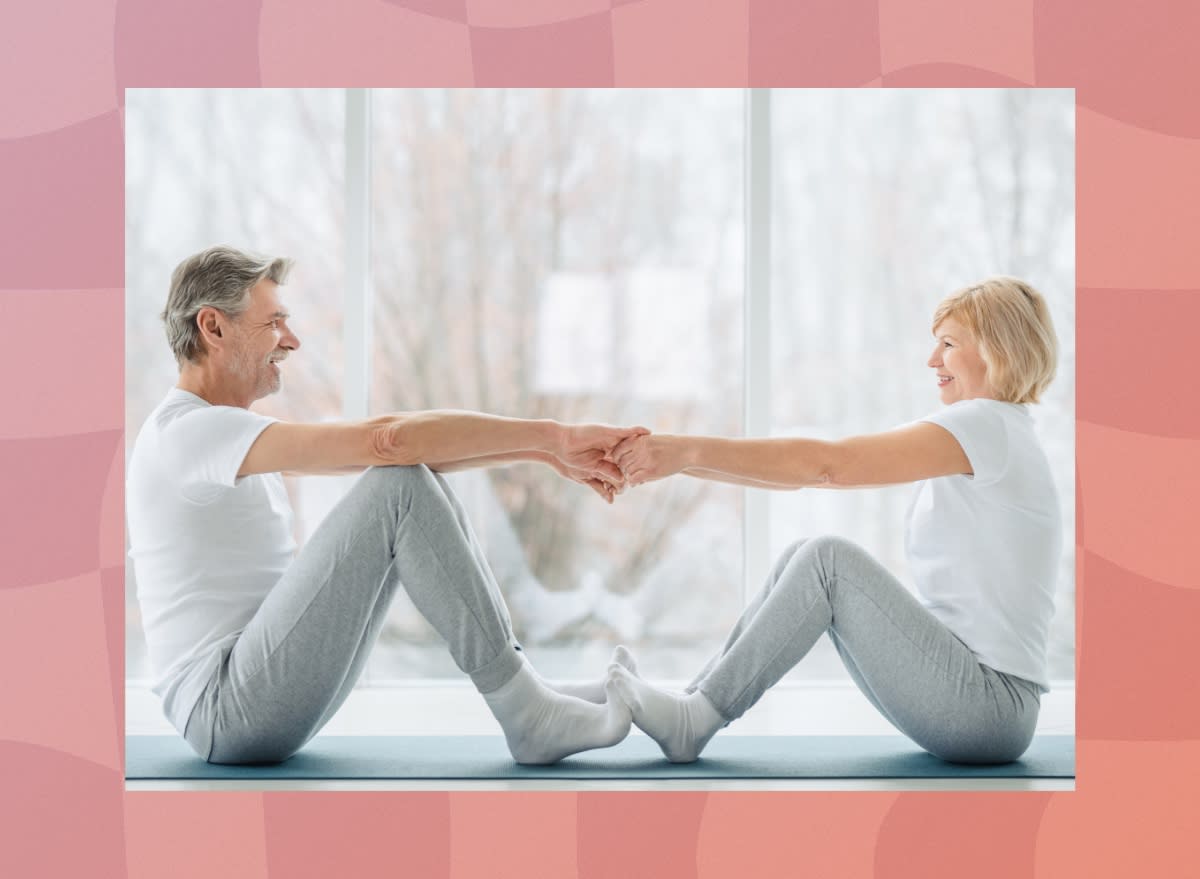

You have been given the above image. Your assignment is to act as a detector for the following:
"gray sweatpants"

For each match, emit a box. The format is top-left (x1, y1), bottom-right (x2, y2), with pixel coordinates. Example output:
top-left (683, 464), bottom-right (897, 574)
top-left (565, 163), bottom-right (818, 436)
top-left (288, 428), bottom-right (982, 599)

top-left (183, 465), bottom-right (524, 764)
top-left (686, 535), bottom-right (1042, 763)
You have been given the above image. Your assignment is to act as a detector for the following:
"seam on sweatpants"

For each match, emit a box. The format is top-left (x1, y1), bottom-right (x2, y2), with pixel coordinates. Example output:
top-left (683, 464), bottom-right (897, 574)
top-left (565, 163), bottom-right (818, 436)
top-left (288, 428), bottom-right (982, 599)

top-left (721, 572), bottom-right (982, 716)
top-left (405, 500), bottom-right (510, 674)
top-left (833, 573), bottom-right (982, 690)
top-left (219, 514), bottom-right (383, 699)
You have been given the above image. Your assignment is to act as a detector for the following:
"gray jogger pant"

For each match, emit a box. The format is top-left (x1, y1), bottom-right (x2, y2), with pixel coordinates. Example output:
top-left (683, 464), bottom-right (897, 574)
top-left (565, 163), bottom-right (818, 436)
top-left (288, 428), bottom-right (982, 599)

top-left (686, 535), bottom-right (1042, 763)
top-left (182, 465), bottom-right (524, 764)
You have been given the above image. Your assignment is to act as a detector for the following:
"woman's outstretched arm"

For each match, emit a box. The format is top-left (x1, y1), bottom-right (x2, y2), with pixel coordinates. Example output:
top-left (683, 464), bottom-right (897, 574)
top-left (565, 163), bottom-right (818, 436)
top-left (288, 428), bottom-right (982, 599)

top-left (610, 423), bottom-right (971, 490)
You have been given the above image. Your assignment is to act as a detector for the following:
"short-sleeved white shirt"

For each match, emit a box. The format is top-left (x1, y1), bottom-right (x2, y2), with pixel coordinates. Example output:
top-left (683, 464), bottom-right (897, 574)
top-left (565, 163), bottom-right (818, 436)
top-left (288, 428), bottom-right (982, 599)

top-left (905, 399), bottom-right (1061, 692)
top-left (127, 388), bottom-right (295, 733)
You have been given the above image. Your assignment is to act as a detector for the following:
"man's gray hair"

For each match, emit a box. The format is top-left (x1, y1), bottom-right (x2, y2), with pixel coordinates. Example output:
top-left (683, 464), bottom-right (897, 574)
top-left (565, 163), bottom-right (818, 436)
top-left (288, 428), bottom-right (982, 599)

top-left (162, 245), bottom-right (293, 366)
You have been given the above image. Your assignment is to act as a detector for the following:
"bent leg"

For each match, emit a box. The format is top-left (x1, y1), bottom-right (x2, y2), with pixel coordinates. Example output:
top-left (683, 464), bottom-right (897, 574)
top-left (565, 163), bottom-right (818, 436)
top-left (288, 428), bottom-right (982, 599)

top-left (188, 465), bottom-right (524, 763)
top-left (691, 535), bottom-right (1038, 762)
top-left (696, 535), bottom-right (1041, 763)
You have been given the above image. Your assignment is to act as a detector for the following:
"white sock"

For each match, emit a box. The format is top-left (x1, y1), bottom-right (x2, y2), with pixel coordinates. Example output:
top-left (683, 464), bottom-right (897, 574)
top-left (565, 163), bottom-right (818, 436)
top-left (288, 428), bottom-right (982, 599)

top-left (607, 665), bottom-right (724, 763)
top-left (483, 658), bottom-right (632, 765)
top-left (546, 645), bottom-right (639, 703)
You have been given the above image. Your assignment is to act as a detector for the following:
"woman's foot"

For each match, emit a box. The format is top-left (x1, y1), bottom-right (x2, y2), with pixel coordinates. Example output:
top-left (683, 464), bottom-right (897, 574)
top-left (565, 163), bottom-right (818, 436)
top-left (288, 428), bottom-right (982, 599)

top-left (545, 645), bottom-right (639, 703)
top-left (484, 660), bottom-right (631, 764)
top-left (607, 665), bottom-right (724, 763)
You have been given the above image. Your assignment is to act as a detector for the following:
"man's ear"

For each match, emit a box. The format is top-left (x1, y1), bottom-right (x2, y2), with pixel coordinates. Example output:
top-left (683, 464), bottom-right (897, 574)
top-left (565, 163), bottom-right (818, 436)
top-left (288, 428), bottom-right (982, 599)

top-left (195, 307), bottom-right (226, 351)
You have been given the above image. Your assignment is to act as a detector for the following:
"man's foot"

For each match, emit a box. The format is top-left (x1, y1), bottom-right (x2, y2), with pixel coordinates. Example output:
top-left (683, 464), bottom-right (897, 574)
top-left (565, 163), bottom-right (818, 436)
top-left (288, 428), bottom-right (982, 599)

top-left (484, 660), bottom-right (631, 765)
top-left (545, 645), bottom-right (639, 703)
top-left (606, 665), bottom-right (723, 763)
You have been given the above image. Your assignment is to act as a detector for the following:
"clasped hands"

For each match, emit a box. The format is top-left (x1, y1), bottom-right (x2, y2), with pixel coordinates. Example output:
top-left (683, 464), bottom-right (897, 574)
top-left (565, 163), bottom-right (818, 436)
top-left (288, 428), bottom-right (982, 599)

top-left (552, 423), bottom-right (688, 503)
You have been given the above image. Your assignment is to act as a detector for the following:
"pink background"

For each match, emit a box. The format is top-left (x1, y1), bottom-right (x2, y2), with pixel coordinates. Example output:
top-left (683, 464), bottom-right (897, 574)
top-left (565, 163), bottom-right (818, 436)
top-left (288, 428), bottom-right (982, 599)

top-left (2, 0), bottom-right (1198, 875)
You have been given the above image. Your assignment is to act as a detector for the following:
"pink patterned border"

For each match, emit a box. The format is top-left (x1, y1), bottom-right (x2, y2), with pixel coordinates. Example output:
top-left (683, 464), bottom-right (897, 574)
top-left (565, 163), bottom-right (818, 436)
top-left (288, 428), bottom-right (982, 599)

top-left (2, 1), bottom-right (1198, 876)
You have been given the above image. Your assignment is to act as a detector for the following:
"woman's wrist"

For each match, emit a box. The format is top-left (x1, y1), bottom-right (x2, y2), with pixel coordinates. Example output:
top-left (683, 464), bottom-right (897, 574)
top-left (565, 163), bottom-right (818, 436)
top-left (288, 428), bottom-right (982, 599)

top-left (674, 434), bottom-right (701, 470)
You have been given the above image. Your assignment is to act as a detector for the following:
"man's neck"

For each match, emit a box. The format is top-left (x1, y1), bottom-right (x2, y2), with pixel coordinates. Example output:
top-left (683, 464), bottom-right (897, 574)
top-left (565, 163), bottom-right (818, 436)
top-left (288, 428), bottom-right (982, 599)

top-left (177, 365), bottom-right (251, 409)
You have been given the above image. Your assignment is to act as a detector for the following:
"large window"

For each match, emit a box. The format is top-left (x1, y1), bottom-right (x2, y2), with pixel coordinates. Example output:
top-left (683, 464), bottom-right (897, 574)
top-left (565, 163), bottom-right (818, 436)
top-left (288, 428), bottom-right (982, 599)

top-left (125, 89), bottom-right (1074, 687)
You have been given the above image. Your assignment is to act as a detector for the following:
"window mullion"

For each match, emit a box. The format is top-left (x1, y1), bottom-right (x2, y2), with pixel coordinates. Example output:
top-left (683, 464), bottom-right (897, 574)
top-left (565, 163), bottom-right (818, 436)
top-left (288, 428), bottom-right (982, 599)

top-left (744, 88), bottom-right (772, 604)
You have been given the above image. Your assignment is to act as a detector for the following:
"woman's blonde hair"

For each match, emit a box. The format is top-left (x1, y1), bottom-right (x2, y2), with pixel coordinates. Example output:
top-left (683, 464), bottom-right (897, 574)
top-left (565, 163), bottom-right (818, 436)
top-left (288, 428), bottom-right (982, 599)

top-left (932, 277), bottom-right (1058, 404)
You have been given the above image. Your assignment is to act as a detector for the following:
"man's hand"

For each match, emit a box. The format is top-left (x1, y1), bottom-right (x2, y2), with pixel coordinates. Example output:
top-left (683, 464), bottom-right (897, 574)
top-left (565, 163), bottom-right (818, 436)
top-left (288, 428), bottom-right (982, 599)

top-left (546, 455), bottom-right (624, 504)
top-left (610, 434), bottom-right (692, 486)
top-left (552, 422), bottom-right (649, 502)
top-left (556, 423), bottom-right (649, 473)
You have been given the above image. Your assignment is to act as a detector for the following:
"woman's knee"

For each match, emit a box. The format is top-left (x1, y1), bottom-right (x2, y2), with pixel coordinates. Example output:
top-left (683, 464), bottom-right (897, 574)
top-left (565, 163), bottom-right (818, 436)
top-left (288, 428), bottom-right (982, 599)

top-left (805, 533), bottom-right (867, 561)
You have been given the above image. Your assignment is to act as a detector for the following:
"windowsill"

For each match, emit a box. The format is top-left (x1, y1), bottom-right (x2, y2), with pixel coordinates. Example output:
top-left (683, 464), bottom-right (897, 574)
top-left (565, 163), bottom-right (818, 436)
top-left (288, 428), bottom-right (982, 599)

top-left (126, 681), bottom-right (1075, 737)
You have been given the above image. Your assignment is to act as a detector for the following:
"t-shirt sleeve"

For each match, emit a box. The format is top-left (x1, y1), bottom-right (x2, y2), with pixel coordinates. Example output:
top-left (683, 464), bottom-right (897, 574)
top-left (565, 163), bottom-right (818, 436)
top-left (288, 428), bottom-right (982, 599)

top-left (918, 400), bottom-right (1009, 487)
top-left (160, 405), bottom-right (279, 494)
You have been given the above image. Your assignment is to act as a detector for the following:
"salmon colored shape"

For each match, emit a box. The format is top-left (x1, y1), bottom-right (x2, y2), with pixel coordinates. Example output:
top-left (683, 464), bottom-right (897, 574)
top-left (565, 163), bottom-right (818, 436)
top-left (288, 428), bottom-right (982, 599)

top-left (100, 566), bottom-right (124, 752)
top-left (749, 0), bottom-right (880, 85)
top-left (0, 0), bottom-right (117, 138)
top-left (612, 0), bottom-right (750, 84)
top-left (879, 0), bottom-right (1034, 83)
top-left (0, 113), bottom-right (124, 289)
top-left (390, 0), bottom-right (468, 23)
top-left (1078, 420), bottom-right (1200, 591)
top-left (263, 792), bottom-right (452, 878)
top-left (470, 11), bottom-right (615, 85)
top-left (0, 431), bottom-right (121, 589)
top-left (698, 792), bottom-right (899, 879)
top-left (449, 793), bottom-right (578, 878)
top-left (876, 792), bottom-right (1053, 877)
top-left (578, 792), bottom-right (708, 877)
top-left (0, 742), bottom-right (125, 877)
top-left (466, 0), bottom-right (611, 28)
top-left (0, 291), bottom-right (123, 439)
top-left (881, 63), bottom-right (1031, 85)
top-left (115, 0), bottom-right (261, 88)
top-left (99, 439), bottom-right (124, 570)
top-left (259, 0), bottom-right (473, 85)
top-left (1077, 551), bottom-right (1200, 740)
top-left (1034, 0), bottom-right (1200, 138)
top-left (1077, 109), bottom-right (1200, 290)
top-left (1036, 741), bottom-right (1200, 876)
top-left (0, 572), bottom-right (120, 770)
top-left (125, 792), bottom-right (268, 879)
top-left (1077, 288), bottom-right (1200, 439)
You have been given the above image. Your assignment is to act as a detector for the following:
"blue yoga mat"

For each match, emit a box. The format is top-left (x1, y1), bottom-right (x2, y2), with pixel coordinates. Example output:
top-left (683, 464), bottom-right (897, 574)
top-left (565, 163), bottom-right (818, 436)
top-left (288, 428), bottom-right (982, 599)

top-left (126, 735), bottom-right (1074, 780)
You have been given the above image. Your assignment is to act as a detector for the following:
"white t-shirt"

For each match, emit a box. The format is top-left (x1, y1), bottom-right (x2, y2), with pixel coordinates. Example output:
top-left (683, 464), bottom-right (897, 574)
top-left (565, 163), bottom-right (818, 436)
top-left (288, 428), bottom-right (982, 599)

top-left (127, 388), bottom-right (295, 733)
top-left (905, 398), bottom-right (1061, 692)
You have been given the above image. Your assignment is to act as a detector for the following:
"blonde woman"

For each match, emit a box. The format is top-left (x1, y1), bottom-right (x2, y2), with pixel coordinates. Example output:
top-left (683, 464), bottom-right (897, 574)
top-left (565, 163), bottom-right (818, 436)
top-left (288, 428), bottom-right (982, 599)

top-left (607, 278), bottom-right (1062, 764)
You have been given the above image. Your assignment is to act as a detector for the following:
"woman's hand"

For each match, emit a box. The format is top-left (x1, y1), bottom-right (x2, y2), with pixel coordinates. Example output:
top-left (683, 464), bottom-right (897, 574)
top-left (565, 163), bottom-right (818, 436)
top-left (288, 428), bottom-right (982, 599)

top-left (609, 434), bottom-right (693, 486)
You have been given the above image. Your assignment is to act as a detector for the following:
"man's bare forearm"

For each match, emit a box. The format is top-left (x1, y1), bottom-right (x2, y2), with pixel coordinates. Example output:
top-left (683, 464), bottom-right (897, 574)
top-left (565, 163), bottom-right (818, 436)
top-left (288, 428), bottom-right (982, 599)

top-left (373, 411), bottom-right (563, 467)
top-left (427, 449), bottom-right (555, 473)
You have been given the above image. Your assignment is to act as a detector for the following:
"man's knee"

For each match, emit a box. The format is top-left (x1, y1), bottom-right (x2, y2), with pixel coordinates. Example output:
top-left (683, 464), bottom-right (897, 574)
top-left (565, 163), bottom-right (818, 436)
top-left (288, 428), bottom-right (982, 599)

top-left (359, 464), bottom-right (440, 502)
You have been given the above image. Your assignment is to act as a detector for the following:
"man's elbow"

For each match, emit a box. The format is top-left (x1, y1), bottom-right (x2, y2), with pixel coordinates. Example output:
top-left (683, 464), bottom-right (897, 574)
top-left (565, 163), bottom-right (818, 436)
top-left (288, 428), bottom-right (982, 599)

top-left (367, 421), bottom-right (420, 467)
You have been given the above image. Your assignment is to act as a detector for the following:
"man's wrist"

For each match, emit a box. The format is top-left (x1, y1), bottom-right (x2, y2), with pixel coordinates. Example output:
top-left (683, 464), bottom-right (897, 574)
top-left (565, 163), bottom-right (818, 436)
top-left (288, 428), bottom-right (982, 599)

top-left (540, 419), bottom-right (565, 457)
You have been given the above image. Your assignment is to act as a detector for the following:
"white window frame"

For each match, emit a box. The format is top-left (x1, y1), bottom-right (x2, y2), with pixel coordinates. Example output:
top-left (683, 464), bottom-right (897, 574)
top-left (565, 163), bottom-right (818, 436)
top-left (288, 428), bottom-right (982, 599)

top-left (342, 88), bottom-right (774, 614)
top-left (128, 89), bottom-right (1075, 731)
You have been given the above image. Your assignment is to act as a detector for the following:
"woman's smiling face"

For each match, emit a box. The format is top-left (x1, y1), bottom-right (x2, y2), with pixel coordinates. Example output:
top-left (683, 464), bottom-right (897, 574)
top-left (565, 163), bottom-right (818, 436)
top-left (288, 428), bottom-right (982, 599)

top-left (927, 316), bottom-right (994, 404)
